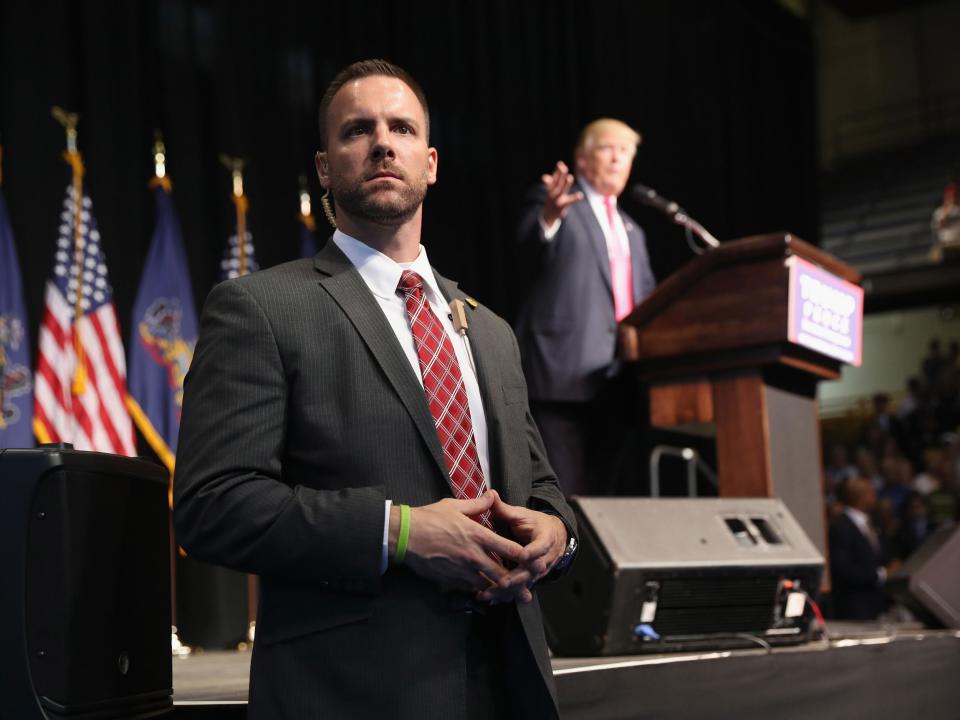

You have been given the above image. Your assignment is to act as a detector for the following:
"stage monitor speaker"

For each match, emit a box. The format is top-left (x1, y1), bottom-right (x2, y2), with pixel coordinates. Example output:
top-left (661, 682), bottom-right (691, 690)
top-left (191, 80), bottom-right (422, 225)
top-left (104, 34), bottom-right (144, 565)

top-left (539, 497), bottom-right (824, 656)
top-left (0, 446), bottom-right (173, 719)
top-left (889, 523), bottom-right (960, 629)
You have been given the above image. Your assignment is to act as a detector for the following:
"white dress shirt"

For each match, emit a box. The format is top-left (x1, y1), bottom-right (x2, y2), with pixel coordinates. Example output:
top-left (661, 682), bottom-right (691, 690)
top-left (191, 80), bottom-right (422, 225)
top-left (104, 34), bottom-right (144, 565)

top-left (332, 231), bottom-right (492, 572)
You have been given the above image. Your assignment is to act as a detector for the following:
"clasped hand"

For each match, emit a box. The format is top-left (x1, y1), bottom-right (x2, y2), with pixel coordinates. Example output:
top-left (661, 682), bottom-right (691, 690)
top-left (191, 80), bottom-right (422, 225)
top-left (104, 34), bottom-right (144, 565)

top-left (402, 490), bottom-right (568, 605)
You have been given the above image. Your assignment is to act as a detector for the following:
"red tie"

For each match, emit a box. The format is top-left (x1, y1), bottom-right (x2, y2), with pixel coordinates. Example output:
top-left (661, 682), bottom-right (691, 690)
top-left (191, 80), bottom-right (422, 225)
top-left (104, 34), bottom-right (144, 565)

top-left (604, 196), bottom-right (634, 321)
top-left (397, 270), bottom-right (493, 530)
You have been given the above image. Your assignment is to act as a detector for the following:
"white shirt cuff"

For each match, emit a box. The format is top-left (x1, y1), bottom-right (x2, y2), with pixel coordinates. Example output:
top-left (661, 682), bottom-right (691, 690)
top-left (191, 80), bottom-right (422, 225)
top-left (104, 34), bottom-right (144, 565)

top-left (539, 215), bottom-right (561, 241)
top-left (381, 499), bottom-right (392, 574)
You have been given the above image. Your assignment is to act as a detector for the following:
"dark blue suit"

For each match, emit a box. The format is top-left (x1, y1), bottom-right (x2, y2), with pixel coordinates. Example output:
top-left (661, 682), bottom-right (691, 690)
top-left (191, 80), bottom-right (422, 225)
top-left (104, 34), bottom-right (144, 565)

top-left (514, 181), bottom-right (656, 493)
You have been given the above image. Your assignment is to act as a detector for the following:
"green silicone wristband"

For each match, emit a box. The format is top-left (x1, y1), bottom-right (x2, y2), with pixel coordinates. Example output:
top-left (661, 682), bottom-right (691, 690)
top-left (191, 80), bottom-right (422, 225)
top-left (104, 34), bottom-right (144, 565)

top-left (394, 504), bottom-right (411, 565)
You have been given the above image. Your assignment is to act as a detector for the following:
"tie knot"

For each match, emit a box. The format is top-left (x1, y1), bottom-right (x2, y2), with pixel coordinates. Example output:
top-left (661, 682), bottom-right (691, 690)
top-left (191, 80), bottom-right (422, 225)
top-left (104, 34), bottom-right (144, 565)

top-left (604, 196), bottom-right (616, 211)
top-left (397, 269), bottom-right (425, 297)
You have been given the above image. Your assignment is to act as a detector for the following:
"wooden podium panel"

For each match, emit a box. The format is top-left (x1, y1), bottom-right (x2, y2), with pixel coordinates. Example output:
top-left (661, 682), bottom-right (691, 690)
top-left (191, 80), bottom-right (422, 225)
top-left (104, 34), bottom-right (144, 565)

top-left (621, 233), bottom-right (862, 561)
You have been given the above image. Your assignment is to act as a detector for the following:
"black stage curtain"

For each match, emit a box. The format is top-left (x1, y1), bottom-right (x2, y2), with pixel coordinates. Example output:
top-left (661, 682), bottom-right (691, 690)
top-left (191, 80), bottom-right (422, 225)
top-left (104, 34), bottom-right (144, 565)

top-left (1, 0), bottom-right (817, 342)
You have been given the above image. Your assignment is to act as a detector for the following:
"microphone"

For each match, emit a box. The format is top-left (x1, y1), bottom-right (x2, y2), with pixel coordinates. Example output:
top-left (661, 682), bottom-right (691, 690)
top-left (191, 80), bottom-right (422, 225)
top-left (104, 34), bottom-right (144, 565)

top-left (631, 184), bottom-right (682, 217)
top-left (629, 183), bottom-right (720, 249)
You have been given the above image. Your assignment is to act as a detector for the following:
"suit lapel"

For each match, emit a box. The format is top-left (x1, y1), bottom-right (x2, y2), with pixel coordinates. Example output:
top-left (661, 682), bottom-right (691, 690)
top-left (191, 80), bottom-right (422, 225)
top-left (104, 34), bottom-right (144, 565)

top-left (313, 242), bottom-right (449, 485)
top-left (623, 215), bottom-right (649, 302)
top-left (572, 180), bottom-right (613, 294)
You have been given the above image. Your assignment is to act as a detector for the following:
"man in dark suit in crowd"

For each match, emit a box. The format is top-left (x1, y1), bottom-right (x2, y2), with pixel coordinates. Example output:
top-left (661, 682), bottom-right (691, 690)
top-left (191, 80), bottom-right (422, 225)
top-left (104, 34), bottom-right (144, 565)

top-left (829, 477), bottom-right (900, 620)
top-left (174, 59), bottom-right (577, 719)
top-left (514, 119), bottom-right (657, 495)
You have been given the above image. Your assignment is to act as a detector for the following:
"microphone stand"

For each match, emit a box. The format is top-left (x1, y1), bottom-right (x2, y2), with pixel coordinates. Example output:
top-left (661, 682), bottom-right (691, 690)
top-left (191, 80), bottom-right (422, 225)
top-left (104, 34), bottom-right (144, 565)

top-left (632, 184), bottom-right (721, 250)
top-left (671, 210), bottom-right (720, 249)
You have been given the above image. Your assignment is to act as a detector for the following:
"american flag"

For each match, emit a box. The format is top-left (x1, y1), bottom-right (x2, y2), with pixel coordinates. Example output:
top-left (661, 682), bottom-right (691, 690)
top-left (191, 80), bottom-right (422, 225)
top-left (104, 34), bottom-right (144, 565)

top-left (219, 226), bottom-right (259, 279)
top-left (33, 180), bottom-right (136, 455)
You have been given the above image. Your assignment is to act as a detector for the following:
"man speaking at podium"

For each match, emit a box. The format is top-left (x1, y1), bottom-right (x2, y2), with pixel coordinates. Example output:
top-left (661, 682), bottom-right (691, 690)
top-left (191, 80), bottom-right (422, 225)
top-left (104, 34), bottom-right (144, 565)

top-left (515, 119), bottom-right (656, 496)
top-left (174, 60), bottom-right (576, 719)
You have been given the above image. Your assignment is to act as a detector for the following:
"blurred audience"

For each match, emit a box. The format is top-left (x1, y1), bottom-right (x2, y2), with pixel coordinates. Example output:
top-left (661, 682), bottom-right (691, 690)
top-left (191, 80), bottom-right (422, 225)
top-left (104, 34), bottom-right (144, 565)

top-left (823, 336), bottom-right (960, 621)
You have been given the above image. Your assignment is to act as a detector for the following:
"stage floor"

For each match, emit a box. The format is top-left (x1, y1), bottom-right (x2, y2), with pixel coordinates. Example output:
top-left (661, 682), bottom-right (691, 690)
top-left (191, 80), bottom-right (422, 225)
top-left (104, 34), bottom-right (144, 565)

top-left (172, 622), bottom-right (960, 719)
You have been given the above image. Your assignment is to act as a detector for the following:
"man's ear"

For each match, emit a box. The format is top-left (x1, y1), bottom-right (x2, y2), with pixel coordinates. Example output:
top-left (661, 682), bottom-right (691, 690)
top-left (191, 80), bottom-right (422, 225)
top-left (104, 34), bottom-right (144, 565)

top-left (426, 147), bottom-right (438, 186)
top-left (315, 151), bottom-right (329, 188)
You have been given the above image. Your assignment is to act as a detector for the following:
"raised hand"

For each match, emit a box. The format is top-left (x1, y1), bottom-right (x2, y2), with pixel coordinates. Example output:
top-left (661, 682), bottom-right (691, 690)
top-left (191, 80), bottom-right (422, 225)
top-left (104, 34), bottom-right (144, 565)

top-left (540, 160), bottom-right (584, 227)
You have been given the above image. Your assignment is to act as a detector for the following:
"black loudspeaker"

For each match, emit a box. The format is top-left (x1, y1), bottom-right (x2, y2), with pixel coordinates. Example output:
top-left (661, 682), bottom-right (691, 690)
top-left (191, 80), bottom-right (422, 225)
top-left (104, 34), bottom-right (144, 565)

top-left (539, 497), bottom-right (825, 656)
top-left (889, 523), bottom-right (960, 628)
top-left (0, 446), bottom-right (172, 719)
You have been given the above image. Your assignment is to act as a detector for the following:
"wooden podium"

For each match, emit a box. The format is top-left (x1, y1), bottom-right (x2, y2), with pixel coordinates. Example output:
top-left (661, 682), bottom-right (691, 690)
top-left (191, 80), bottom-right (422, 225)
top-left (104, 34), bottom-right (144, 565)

top-left (619, 233), bottom-right (863, 557)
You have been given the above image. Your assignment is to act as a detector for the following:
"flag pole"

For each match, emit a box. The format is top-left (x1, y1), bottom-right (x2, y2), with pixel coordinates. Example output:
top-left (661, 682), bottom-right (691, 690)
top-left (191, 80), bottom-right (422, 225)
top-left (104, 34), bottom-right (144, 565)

top-left (219, 155), bottom-right (248, 276)
top-left (51, 107), bottom-right (88, 397)
top-left (220, 156), bottom-right (257, 645)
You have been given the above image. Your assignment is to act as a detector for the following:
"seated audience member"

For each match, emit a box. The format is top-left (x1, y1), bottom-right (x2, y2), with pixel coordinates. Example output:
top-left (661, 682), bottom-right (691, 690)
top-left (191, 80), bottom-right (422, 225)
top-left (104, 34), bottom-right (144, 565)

top-left (829, 477), bottom-right (899, 621)
top-left (925, 452), bottom-right (959, 526)
top-left (879, 455), bottom-right (913, 515)
top-left (892, 492), bottom-right (934, 561)
top-left (865, 393), bottom-right (903, 448)
top-left (921, 339), bottom-right (944, 392)
top-left (825, 444), bottom-right (858, 500)
top-left (896, 377), bottom-right (924, 421)
top-left (854, 446), bottom-right (885, 493)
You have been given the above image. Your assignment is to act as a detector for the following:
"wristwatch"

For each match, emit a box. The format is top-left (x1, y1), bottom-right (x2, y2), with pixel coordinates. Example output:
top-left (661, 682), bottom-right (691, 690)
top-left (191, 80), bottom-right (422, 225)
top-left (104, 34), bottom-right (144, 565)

top-left (553, 534), bottom-right (578, 572)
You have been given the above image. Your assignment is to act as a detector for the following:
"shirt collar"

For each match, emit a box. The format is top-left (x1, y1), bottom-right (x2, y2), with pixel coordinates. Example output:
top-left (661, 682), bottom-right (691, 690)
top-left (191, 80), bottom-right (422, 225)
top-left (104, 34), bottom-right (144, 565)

top-left (579, 177), bottom-right (615, 209)
top-left (332, 230), bottom-right (445, 304)
top-left (843, 506), bottom-right (870, 531)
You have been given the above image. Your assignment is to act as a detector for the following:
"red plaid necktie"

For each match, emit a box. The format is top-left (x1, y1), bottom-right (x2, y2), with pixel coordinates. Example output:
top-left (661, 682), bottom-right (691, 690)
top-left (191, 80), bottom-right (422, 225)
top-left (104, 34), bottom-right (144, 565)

top-left (397, 270), bottom-right (493, 529)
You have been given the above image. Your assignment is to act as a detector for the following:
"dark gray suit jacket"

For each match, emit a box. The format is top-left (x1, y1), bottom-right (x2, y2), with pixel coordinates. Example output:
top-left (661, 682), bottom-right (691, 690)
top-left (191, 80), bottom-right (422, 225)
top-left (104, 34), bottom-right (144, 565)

top-left (514, 181), bottom-right (656, 402)
top-left (173, 241), bottom-right (575, 719)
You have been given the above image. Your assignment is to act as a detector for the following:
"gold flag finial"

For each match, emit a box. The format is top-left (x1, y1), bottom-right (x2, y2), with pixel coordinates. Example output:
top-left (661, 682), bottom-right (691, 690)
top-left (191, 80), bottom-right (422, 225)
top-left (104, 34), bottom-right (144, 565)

top-left (298, 173), bottom-right (312, 216)
top-left (51, 107), bottom-right (80, 153)
top-left (297, 173), bottom-right (315, 232)
top-left (219, 154), bottom-right (246, 198)
top-left (220, 154), bottom-right (250, 275)
top-left (149, 131), bottom-right (172, 191)
top-left (153, 131), bottom-right (167, 179)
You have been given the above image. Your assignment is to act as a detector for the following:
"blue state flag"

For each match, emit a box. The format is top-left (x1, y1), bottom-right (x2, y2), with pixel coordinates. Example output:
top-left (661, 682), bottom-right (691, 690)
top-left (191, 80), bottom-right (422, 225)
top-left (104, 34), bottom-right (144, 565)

top-left (127, 183), bottom-right (197, 473)
top-left (0, 188), bottom-right (33, 448)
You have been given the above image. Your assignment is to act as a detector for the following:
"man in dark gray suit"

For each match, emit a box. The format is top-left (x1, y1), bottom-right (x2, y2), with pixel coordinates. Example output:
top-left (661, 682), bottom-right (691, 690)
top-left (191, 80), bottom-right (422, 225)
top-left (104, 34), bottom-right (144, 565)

top-left (515, 119), bottom-right (656, 496)
top-left (173, 59), bottom-right (576, 719)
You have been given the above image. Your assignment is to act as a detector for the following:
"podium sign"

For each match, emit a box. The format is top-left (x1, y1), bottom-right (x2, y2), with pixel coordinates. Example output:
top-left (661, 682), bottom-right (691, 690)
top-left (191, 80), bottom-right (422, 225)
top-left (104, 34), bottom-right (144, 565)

top-left (787, 256), bottom-right (863, 367)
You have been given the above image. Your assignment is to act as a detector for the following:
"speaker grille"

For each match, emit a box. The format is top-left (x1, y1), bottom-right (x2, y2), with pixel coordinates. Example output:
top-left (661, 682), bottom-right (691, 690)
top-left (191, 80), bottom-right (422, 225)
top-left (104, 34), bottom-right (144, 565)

top-left (659, 576), bottom-right (778, 608)
top-left (651, 577), bottom-right (778, 637)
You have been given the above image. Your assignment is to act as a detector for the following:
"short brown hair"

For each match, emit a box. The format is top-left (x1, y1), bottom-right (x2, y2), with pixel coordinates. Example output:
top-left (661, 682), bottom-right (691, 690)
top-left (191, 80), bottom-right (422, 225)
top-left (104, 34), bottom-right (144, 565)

top-left (318, 59), bottom-right (430, 150)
